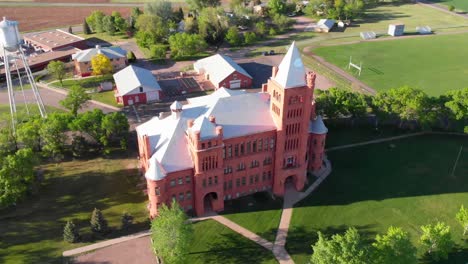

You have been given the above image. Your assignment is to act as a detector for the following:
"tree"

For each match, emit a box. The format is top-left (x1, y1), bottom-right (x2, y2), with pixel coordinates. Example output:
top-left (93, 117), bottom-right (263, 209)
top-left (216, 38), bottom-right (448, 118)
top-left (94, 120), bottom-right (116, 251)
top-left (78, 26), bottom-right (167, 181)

top-left (372, 226), bottom-right (417, 264)
top-left (198, 7), bottom-right (228, 48)
top-left (71, 135), bottom-right (88, 158)
top-left (91, 53), bottom-right (113, 76)
top-left (445, 88), bottom-right (468, 133)
top-left (102, 15), bottom-right (116, 35)
top-left (70, 109), bottom-right (105, 149)
top-left (90, 208), bottom-right (108, 234)
top-left (101, 112), bottom-right (129, 151)
top-left (186, 0), bottom-right (220, 12)
top-left (269, 27), bottom-right (278, 36)
top-left (60, 85), bottom-right (91, 117)
top-left (311, 227), bottom-right (369, 264)
top-left (151, 200), bottom-right (194, 264)
top-left (448, 5), bottom-right (455, 11)
top-left (456, 205), bottom-right (468, 236)
top-left (268, 0), bottom-right (286, 15)
top-left (420, 222), bottom-right (454, 261)
top-left (183, 17), bottom-right (198, 34)
top-left (135, 14), bottom-right (169, 48)
top-left (63, 220), bottom-right (80, 243)
top-left (40, 113), bottom-right (71, 160)
top-left (112, 11), bottom-right (128, 32)
top-left (145, 0), bottom-right (174, 22)
top-left (68, 26), bottom-right (73, 34)
top-left (86, 10), bottom-right (105, 33)
top-left (272, 13), bottom-right (293, 33)
top-left (0, 148), bottom-right (37, 207)
top-left (225, 26), bottom-right (242, 46)
top-left (83, 18), bottom-right (92, 35)
top-left (127, 51), bottom-right (136, 63)
top-left (47, 60), bottom-right (66, 86)
top-left (255, 21), bottom-right (267, 37)
top-left (372, 86), bottom-right (430, 128)
top-left (243, 32), bottom-right (256, 45)
top-left (16, 116), bottom-right (42, 151)
top-left (168, 33), bottom-right (207, 59)
top-left (175, 7), bottom-right (184, 22)
top-left (150, 44), bottom-right (167, 60)
top-left (121, 212), bottom-right (134, 230)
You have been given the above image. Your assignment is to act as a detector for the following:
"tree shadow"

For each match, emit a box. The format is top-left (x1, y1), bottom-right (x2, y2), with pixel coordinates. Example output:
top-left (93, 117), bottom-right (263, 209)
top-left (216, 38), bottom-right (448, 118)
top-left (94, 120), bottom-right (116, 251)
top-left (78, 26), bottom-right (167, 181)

top-left (0, 162), bottom-right (149, 264)
top-left (189, 233), bottom-right (275, 263)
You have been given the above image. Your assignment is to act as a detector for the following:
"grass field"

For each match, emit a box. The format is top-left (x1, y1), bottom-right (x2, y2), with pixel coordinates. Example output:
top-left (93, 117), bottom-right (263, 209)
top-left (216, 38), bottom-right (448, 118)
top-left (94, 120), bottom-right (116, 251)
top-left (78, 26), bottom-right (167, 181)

top-left (51, 75), bottom-right (121, 107)
top-left (220, 192), bottom-right (283, 242)
top-left (0, 151), bottom-right (148, 264)
top-left (190, 220), bottom-right (278, 264)
top-left (428, 0), bottom-right (468, 12)
top-left (313, 33), bottom-right (468, 96)
top-left (0, 104), bottom-right (65, 128)
top-left (287, 134), bottom-right (468, 263)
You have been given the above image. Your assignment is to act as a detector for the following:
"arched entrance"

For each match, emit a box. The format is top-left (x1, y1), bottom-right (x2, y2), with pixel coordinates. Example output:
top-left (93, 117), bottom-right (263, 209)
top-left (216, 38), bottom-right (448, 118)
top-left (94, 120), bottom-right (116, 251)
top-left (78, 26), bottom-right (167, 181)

top-left (284, 175), bottom-right (296, 192)
top-left (203, 192), bottom-right (218, 213)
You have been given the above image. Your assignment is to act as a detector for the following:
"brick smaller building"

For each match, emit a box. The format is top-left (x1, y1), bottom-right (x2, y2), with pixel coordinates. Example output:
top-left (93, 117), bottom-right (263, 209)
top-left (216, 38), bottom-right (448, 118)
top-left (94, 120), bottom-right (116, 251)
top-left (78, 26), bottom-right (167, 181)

top-left (194, 54), bottom-right (252, 89)
top-left (113, 65), bottom-right (162, 106)
top-left (72, 45), bottom-right (127, 77)
top-left (23, 29), bottom-right (87, 52)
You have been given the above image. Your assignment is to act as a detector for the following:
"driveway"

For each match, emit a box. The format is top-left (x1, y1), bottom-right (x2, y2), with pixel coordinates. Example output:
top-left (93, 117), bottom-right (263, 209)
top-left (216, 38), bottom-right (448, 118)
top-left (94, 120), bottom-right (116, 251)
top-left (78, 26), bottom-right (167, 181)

top-left (73, 236), bottom-right (156, 264)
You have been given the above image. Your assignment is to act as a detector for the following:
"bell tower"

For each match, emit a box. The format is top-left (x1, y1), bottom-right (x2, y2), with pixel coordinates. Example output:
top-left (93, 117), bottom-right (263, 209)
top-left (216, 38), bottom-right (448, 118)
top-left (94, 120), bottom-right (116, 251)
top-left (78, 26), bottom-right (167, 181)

top-left (265, 42), bottom-right (317, 196)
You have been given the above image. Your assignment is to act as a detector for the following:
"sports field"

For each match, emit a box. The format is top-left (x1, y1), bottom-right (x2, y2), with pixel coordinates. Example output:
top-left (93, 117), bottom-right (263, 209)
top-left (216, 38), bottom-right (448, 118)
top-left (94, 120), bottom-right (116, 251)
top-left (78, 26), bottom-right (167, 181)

top-left (428, 0), bottom-right (468, 12)
top-left (287, 134), bottom-right (468, 263)
top-left (314, 33), bottom-right (468, 96)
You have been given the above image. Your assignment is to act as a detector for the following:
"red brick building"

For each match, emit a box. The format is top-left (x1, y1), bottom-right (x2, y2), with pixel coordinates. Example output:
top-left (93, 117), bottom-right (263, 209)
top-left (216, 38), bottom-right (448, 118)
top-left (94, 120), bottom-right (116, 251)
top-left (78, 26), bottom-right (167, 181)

top-left (194, 54), bottom-right (252, 89)
top-left (136, 43), bottom-right (328, 217)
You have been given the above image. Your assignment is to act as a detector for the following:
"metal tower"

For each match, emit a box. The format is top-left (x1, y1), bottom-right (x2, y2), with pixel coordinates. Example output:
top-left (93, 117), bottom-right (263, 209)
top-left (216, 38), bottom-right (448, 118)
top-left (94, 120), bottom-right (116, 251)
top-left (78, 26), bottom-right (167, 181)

top-left (0, 16), bottom-right (46, 134)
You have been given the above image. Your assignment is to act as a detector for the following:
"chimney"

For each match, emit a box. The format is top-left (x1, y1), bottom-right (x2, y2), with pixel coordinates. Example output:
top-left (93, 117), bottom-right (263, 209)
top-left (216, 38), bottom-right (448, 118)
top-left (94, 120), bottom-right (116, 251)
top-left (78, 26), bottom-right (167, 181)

top-left (306, 71), bottom-right (316, 89)
top-left (262, 83), bottom-right (268, 93)
top-left (208, 115), bottom-right (216, 124)
top-left (216, 126), bottom-right (223, 137)
top-left (170, 101), bottom-right (182, 120)
top-left (272, 66), bottom-right (278, 78)
top-left (95, 44), bottom-right (101, 49)
top-left (187, 119), bottom-right (194, 128)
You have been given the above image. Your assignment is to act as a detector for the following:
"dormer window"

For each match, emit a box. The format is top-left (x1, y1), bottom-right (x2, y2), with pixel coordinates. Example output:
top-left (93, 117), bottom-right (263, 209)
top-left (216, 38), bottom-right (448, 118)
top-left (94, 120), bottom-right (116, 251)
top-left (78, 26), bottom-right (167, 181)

top-left (139, 87), bottom-right (143, 93)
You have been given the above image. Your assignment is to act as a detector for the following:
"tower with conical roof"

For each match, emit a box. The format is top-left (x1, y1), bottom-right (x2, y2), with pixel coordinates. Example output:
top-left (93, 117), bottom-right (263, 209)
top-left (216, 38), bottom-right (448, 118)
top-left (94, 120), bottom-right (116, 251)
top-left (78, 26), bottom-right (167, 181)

top-left (263, 41), bottom-right (323, 196)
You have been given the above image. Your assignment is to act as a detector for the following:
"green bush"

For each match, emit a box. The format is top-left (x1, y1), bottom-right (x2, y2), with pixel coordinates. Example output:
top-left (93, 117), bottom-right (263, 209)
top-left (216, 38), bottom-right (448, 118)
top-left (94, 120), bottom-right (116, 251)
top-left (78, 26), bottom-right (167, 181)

top-left (243, 32), bottom-right (257, 45)
top-left (126, 51), bottom-right (136, 63)
top-left (150, 44), bottom-right (167, 60)
top-left (90, 208), bottom-right (108, 234)
top-left (269, 27), bottom-right (277, 36)
top-left (448, 5), bottom-right (455, 12)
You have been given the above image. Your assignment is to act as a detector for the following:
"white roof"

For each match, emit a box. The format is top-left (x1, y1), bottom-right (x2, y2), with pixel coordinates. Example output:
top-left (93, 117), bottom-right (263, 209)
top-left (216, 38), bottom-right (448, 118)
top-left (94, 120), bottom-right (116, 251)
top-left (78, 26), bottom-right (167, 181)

top-left (72, 46), bottom-right (126, 62)
top-left (187, 87), bottom-right (247, 104)
top-left (136, 90), bottom-right (277, 179)
top-left (274, 41), bottom-right (306, 89)
top-left (194, 54), bottom-right (252, 85)
top-left (317, 19), bottom-right (335, 30)
top-left (189, 116), bottom-right (218, 140)
top-left (309, 115), bottom-right (328, 134)
top-left (113, 65), bottom-right (161, 96)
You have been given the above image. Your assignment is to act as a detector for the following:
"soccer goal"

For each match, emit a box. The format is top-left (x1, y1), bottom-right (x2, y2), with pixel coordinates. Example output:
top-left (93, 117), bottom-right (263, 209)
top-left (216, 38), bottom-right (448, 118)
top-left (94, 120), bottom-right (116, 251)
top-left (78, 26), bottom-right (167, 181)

top-left (348, 56), bottom-right (363, 76)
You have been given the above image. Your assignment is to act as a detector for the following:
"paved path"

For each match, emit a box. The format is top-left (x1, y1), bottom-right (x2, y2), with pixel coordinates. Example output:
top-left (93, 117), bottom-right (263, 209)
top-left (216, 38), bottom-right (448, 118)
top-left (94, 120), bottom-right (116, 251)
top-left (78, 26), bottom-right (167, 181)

top-left (63, 230), bottom-right (151, 257)
top-left (326, 132), bottom-right (426, 152)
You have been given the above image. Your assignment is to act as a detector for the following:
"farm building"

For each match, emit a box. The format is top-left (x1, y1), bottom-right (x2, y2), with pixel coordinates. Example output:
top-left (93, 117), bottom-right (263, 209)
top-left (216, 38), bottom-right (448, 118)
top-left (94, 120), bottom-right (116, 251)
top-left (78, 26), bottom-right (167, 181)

top-left (113, 65), bottom-right (162, 106)
top-left (388, 23), bottom-right (405, 36)
top-left (23, 29), bottom-right (87, 52)
top-left (72, 45), bottom-right (127, 77)
top-left (137, 42), bottom-right (328, 217)
top-left (305, 19), bottom-right (335, 33)
top-left (194, 54), bottom-right (252, 89)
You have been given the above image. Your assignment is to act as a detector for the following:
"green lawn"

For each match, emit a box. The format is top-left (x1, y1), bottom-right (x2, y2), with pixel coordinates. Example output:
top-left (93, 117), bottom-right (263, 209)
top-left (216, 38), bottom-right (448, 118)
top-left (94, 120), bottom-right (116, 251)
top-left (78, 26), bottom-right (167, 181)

top-left (0, 104), bottom-right (65, 128)
top-left (428, 0), bottom-right (468, 12)
top-left (0, 151), bottom-right (148, 264)
top-left (287, 134), bottom-right (468, 263)
top-left (51, 75), bottom-right (121, 108)
top-left (220, 192), bottom-right (283, 242)
top-left (314, 33), bottom-right (468, 96)
top-left (190, 220), bottom-right (278, 264)
top-left (325, 124), bottom-right (412, 148)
